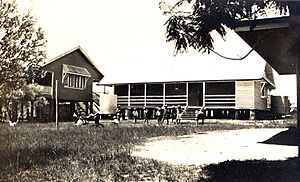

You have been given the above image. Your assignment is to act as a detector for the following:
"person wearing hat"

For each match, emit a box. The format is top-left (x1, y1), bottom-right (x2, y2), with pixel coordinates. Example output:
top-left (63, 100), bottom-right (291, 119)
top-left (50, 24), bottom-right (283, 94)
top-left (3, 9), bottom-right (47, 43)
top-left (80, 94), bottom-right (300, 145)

top-left (132, 108), bottom-right (139, 124)
top-left (143, 107), bottom-right (149, 125)
top-left (155, 106), bottom-right (162, 125)
top-left (161, 105), bottom-right (170, 125)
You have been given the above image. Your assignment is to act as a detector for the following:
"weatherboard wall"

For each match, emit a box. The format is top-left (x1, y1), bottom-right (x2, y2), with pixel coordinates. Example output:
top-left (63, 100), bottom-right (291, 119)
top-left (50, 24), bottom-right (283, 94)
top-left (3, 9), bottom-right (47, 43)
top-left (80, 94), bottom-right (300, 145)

top-left (42, 49), bottom-right (103, 102)
top-left (235, 81), bottom-right (255, 109)
top-left (254, 80), bottom-right (269, 111)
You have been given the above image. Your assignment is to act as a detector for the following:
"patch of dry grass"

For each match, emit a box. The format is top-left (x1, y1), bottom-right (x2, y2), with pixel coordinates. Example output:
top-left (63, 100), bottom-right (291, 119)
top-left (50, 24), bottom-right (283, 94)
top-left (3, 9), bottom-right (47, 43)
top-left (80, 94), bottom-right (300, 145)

top-left (0, 119), bottom-right (296, 181)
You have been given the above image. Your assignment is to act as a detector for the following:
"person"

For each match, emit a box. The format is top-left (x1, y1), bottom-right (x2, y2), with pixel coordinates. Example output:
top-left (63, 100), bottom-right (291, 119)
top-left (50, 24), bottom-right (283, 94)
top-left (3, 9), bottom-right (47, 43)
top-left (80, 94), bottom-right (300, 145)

top-left (74, 115), bottom-right (85, 126)
top-left (93, 113), bottom-right (104, 127)
top-left (8, 120), bottom-right (18, 126)
top-left (171, 105), bottom-right (177, 124)
top-left (115, 105), bottom-right (122, 122)
top-left (132, 108), bottom-right (139, 124)
top-left (156, 106), bottom-right (162, 125)
top-left (112, 116), bottom-right (119, 125)
top-left (8, 114), bottom-right (20, 127)
top-left (143, 107), bottom-right (149, 125)
top-left (3, 110), bottom-right (8, 122)
top-left (176, 105), bottom-right (183, 125)
top-left (196, 106), bottom-right (206, 125)
top-left (86, 113), bottom-right (95, 122)
top-left (161, 105), bottom-right (170, 125)
top-left (73, 112), bottom-right (78, 124)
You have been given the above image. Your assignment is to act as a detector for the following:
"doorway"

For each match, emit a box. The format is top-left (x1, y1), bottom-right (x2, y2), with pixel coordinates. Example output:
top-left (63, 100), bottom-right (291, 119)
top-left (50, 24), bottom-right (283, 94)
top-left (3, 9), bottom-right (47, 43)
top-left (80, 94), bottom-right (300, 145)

top-left (188, 83), bottom-right (203, 106)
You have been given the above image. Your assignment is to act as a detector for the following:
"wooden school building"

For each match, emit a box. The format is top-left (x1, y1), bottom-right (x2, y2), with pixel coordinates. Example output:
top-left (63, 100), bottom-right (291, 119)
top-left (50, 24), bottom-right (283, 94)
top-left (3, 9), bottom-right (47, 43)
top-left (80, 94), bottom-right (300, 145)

top-left (101, 64), bottom-right (276, 120)
top-left (99, 30), bottom-right (289, 120)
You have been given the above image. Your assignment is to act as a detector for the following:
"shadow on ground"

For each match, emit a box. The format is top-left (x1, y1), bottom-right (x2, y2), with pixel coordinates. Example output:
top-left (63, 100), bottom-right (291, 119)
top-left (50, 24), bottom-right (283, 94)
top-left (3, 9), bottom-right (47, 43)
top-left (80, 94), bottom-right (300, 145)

top-left (197, 127), bottom-right (300, 182)
top-left (198, 157), bottom-right (300, 182)
top-left (260, 127), bottom-right (297, 146)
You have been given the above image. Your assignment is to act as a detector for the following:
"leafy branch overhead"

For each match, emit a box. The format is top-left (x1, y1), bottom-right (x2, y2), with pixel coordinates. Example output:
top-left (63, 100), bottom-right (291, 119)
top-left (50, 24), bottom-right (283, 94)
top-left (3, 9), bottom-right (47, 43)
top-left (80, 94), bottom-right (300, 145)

top-left (160, 0), bottom-right (288, 55)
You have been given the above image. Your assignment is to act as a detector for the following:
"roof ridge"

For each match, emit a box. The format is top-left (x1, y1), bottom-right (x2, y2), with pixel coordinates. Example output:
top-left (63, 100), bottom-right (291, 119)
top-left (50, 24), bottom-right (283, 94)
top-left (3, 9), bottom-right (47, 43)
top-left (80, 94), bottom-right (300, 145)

top-left (42, 46), bottom-right (104, 78)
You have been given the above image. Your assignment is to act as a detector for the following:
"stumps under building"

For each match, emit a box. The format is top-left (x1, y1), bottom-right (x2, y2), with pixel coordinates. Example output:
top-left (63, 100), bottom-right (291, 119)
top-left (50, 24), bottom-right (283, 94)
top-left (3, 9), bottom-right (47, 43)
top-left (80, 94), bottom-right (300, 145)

top-left (36, 46), bottom-right (103, 121)
top-left (99, 30), bottom-right (290, 120)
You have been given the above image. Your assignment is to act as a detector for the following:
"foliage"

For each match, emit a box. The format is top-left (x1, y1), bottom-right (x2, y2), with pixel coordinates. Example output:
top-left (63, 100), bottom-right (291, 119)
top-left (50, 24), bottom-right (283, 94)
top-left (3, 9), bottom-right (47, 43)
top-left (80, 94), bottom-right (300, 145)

top-left (0, 0), bottom-right (47, 120)
top-left (160, 0), bottom-right (288, 55)
top-left (0, 120), bottom-right (294, 181)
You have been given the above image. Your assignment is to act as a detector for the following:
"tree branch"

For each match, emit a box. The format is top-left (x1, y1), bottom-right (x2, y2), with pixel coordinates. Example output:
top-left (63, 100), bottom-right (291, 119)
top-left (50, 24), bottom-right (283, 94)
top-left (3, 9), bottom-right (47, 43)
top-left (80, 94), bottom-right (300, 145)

top-left (208, 31), bottom-right (270, 61)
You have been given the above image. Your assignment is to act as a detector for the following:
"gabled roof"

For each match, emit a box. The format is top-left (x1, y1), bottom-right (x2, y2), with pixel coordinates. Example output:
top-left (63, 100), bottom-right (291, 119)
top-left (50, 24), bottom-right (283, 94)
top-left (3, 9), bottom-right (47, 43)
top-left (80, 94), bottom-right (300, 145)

top-left (43, 46), bottom-right (104, 78)
top-left (100, 28), bottom-right (274, 86)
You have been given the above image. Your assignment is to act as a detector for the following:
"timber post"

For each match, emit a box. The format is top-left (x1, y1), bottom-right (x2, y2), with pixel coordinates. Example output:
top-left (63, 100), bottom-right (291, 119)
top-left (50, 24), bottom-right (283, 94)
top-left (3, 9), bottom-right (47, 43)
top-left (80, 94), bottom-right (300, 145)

top-left (297, 43), bottom-right (300, 164)
top-left (288, 1), bottom-right (300, 165)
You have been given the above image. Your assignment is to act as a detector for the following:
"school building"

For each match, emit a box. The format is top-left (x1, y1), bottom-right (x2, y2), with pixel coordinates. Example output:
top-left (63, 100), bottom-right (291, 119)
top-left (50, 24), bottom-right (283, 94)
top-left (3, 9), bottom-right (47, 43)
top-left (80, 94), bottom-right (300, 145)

top-left (99, 30), bottom-right (290, 120)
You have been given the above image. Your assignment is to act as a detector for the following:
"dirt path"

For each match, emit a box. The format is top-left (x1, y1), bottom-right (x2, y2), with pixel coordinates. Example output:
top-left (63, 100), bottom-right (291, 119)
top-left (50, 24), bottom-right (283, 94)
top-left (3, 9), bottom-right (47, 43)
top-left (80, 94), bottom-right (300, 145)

top-left (131, 128), bottom-right (297, 165)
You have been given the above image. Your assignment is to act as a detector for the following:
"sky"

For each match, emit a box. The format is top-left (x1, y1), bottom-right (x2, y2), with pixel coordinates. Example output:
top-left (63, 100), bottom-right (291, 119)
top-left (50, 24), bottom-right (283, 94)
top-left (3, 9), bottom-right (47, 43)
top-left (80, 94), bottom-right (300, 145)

top-left (14, 0), bottom-right (297, 104)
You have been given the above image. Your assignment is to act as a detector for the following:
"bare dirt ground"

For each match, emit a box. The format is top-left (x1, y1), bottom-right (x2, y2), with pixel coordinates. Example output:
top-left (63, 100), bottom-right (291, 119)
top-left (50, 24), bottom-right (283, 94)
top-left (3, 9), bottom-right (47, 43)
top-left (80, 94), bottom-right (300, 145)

top-left (131, 127), bottom-right (298, 166)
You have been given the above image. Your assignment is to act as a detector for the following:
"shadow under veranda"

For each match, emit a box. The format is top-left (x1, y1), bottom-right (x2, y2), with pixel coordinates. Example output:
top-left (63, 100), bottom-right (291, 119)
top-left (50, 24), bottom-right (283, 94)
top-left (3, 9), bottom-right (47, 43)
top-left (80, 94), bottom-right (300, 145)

top-left (197, 157), bottom-right (300, 182)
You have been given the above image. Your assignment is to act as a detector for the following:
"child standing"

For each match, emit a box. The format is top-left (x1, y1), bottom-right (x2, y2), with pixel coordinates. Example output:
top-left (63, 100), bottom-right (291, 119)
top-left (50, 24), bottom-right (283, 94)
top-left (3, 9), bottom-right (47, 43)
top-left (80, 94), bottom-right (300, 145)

top-left (176, 105), bottom-right (183, 125)
top-left (161, 105), bottom-right (170, 125)
top-left (196, 106), bottom-right (205, 125)
top-left (156, 106), bottom-right (162, 125)
top-left (132, 108), bottom-right (139, 124)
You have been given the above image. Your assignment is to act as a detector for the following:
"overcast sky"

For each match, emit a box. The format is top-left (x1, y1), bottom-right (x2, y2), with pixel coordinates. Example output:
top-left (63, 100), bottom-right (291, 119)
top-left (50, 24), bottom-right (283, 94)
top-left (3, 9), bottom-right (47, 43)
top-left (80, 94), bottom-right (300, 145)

top-left (15, 0), bottom-right (296, 104)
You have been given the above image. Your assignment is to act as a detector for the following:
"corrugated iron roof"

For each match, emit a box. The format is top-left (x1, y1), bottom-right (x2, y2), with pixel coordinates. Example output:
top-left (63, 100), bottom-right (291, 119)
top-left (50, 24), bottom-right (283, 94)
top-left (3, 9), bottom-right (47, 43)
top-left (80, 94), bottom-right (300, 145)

top-left (100, 28), bottom-right (272, 85)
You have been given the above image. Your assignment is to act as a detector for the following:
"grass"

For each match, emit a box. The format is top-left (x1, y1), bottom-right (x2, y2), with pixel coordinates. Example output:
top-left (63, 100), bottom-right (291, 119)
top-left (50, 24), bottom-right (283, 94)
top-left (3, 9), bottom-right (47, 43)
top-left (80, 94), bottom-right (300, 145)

top-left (0, 119), bottom-right (297, 181)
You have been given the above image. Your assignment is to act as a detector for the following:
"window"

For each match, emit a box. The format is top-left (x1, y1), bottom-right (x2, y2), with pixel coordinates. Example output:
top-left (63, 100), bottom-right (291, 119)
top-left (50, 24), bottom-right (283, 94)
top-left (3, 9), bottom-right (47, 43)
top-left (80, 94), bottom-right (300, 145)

top-left (115, 85), bottom-right (128, 96)
top-left (130, 84), bottom-right (144, 96)
top-left (64, 74), bottom-right (88, 89)
top-left (147, 84), bottom-right (163, 95)
top-left (165, 83), bottom-right (186, 95)
top-left (206, 82), bottom-right (235, 95)
top-left (62, 64), bottom-right (91, 89)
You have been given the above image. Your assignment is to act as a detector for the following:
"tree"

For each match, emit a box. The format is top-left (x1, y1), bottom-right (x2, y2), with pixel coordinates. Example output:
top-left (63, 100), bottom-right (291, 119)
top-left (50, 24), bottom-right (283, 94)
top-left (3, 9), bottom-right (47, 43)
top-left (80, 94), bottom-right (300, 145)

top-left (160, 0), bottom-right (288, 55)
top-left (0, 0), bottom-right (47, 121)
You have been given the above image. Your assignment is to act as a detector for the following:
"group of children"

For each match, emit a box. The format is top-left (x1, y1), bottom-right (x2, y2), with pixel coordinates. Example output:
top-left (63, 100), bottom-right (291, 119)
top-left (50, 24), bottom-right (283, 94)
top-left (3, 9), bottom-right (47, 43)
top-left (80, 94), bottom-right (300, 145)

top-left (78, 105), bottom-right (206, 126)
top-left (116, 105), bottom-right (206, 125)
top-left (156, 105), bottom-right (206, 125)
top-left (155, 105), bottom-right (186, 125)
top-left (73, 111), bottom-right (104, 127)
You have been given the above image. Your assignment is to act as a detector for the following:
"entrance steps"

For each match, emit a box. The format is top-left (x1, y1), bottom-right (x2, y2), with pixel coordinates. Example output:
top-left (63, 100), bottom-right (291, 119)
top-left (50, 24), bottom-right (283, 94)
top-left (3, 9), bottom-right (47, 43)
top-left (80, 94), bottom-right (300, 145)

top-left (182, 107), bottom-right (201, 120)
